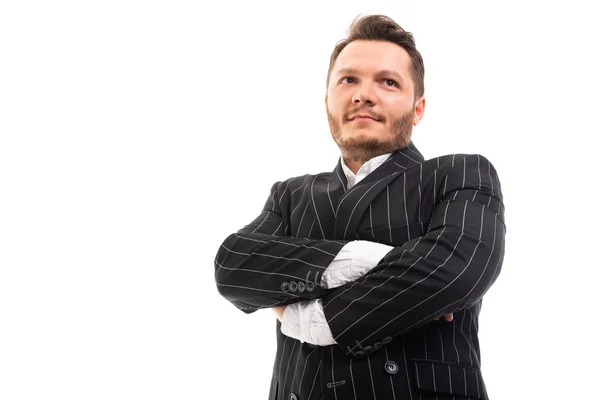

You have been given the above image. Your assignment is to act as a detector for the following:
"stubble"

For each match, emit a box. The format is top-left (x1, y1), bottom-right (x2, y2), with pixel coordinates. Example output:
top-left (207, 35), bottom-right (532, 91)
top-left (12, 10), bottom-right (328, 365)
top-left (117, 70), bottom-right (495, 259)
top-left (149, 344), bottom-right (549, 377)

top-left (327, 109), bottom-right (414, 163)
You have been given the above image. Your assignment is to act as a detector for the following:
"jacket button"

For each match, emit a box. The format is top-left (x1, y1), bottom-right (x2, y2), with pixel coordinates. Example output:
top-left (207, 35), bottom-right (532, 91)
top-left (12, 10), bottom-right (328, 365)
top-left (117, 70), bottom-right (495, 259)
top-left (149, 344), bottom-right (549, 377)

top-left (297, 282), bottom-right (306, 292)
top-left (385, 361), bottom-right (398, 374)
top-left (382, 336), bottom-right (393, 344)
top-left (289, 393), bottom-right (298, 400)
top-left (289, 281), bottom-right (298, 292)
top-left (305, 281), bottom-right (315, 292)
top-left (281, 282), bottom-right (290, 292)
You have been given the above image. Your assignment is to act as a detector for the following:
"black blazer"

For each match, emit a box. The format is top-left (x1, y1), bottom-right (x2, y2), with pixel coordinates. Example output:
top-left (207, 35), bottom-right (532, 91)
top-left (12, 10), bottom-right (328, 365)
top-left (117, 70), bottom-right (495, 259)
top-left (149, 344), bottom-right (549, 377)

top-left (215, 141), bottom-right (506, 400)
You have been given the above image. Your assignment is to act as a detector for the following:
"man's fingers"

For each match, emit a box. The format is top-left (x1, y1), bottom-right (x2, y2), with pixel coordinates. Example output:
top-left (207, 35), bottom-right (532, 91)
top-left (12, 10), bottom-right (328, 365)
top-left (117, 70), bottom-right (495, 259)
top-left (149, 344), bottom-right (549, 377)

top-left (434, 313), bottom-right (454, 322)
top-left (272, 305), bottom-right (288, 321)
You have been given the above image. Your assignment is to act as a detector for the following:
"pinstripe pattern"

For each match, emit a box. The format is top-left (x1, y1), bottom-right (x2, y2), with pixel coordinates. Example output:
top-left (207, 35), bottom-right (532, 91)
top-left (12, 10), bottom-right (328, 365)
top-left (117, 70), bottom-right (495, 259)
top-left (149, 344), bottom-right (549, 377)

top-left (215, 141), bottom-right (505, 399)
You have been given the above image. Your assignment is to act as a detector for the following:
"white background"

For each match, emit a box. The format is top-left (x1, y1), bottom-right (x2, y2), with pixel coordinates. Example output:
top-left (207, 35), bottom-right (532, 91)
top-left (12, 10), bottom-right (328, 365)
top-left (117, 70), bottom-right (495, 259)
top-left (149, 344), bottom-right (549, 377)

top-left (1, 1), bottom-right (599, 399)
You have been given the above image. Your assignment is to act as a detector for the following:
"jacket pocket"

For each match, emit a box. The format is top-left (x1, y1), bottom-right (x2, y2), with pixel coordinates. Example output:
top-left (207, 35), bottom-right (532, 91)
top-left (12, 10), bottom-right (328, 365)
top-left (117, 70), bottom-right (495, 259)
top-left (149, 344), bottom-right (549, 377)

top-left (413, 359), bottom-right (486, 399)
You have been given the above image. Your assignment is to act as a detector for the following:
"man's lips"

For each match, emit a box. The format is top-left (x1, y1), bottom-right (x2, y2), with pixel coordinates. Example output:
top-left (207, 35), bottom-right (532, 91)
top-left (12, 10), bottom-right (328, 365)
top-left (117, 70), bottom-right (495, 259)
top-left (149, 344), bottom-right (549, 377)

top-left (349, 113), bottom-right (379, 121)
top-left (350, 116), bottom-right (378, 122)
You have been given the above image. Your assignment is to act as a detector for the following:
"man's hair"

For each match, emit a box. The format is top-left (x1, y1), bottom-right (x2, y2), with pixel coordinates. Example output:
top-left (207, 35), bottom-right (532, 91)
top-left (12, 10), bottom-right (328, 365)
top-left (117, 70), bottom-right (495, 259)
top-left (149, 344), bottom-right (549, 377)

top-left (326, 14), bottom-right (425, 100)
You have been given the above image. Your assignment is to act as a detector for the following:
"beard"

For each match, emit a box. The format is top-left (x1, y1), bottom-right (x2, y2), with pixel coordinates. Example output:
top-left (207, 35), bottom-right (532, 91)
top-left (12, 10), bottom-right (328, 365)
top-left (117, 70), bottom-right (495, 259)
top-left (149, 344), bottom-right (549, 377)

top-left (327, 108), bottom-right (414, 163)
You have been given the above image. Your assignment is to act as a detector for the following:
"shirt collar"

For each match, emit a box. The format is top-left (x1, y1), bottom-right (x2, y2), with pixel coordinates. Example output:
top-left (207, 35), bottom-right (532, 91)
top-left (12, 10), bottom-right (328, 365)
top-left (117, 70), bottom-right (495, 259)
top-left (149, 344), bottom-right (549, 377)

top-left (340, 152), bottom-right (392, 189)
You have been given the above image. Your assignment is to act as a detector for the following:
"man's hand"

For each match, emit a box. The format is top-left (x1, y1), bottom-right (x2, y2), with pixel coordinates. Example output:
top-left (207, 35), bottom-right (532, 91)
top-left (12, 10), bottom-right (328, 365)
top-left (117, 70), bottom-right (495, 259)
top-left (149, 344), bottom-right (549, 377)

top-left (435, 313), bottom-right (453, 322)
top-left (272, 305), bottom-right (288, 321)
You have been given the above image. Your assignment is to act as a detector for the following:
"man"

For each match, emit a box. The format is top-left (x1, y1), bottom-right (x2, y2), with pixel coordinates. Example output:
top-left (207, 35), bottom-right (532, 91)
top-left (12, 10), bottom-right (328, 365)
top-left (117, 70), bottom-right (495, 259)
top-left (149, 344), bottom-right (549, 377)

top-left (214, 14), bottom-right (505, 400)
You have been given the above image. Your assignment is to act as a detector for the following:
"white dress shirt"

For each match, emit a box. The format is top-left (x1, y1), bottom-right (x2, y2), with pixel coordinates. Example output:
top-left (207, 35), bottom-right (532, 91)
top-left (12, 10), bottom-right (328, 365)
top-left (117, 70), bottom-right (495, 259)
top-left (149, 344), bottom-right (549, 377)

top-left (280, 153), bottom-right (395, 346)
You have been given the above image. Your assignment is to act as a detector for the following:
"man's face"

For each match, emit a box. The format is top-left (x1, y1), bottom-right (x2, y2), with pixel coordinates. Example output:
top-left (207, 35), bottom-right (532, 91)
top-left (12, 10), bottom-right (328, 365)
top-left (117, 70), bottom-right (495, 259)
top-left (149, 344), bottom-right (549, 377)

top-left (326, 40), bottom-right (425, 162)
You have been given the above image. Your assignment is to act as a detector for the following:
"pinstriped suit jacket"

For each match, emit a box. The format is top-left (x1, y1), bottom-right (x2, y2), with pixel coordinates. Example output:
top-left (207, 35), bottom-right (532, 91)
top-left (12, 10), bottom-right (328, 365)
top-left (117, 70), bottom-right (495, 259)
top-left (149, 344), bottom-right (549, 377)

top-left (215, 141), bottom-right (506, 400)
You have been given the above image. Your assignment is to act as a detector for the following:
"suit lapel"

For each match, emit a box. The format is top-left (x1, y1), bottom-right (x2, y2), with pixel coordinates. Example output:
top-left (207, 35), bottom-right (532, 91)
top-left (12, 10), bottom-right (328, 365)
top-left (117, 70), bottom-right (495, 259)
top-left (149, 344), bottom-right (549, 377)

top-left (307, 159), bottom-right (348, 239)
top-left (333, 141), bottom-right (425, 240)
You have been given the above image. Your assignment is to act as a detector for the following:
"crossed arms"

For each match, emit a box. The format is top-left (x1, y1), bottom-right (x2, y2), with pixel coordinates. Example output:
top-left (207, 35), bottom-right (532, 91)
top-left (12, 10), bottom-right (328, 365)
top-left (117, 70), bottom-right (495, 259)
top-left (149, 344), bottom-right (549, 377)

top-left (214, 154), bottom-right (505, 357)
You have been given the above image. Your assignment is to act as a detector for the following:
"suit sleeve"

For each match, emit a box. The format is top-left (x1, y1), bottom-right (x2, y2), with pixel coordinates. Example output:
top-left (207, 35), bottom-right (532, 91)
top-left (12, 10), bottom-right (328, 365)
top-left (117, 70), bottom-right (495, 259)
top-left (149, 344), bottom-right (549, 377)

top-left (322, 154), bottom-right (506, 358)
top-left (214, 180), bottom-right (349, 313)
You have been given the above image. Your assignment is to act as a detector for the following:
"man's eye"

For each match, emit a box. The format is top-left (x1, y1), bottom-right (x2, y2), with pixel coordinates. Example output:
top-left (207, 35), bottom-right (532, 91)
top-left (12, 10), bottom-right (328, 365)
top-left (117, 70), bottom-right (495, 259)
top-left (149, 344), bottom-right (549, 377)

top-left (384, 79), bottom-right (399, 87)
top-left (341, 77), bottom-right (356, 84)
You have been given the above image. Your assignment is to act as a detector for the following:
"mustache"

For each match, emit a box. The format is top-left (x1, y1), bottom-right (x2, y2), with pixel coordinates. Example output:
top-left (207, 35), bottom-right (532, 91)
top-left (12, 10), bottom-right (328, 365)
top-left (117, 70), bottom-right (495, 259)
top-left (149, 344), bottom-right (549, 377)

top-left (344, 109), bottom-right (384, 122)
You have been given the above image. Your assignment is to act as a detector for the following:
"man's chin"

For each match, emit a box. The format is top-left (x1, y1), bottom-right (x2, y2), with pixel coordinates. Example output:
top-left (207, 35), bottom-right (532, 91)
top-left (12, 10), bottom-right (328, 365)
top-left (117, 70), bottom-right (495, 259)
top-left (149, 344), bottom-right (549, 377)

top-left (337, 137), bottom-right (391, 159)
top-left (340, 130), bottom-right (382, 143)
top-left (334, 131), bottom-right (411, 160)
top-left (340, 133), bottom-right (386, 148)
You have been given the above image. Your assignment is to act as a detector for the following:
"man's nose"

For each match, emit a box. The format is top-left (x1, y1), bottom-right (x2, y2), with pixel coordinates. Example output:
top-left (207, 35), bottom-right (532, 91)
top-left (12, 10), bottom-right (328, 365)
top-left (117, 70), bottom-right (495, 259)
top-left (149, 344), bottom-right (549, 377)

top-left (351, 83), bottom-right (377, 105)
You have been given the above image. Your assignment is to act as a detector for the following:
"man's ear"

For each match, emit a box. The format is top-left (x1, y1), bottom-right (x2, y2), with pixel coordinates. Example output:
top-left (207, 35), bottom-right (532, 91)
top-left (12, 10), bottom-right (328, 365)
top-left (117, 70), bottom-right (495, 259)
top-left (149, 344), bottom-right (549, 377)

top-left (413, 96), bottom-right (426, 126)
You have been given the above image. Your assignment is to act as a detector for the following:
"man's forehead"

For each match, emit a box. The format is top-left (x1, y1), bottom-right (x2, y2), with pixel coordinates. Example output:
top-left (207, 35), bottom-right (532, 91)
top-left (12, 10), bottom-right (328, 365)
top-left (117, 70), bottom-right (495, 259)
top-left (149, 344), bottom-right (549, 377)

top-left (333, 67), bottom-right (402, 77)
top-left (332, 41), bottom-right (412, 76)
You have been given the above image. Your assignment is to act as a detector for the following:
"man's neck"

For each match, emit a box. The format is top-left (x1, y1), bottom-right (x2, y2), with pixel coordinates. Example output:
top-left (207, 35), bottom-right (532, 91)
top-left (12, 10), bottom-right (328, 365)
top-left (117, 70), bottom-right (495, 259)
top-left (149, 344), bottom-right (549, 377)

top-left (341, 149), bottom-right (395, 175)
top-left (343, 159), bottom-right (365, 175)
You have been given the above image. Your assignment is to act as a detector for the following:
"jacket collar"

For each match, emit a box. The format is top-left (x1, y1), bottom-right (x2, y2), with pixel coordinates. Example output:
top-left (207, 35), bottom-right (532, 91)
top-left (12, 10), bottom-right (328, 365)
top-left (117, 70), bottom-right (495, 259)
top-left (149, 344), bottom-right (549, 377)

top-left (307, 141), bottom-right (424, 239)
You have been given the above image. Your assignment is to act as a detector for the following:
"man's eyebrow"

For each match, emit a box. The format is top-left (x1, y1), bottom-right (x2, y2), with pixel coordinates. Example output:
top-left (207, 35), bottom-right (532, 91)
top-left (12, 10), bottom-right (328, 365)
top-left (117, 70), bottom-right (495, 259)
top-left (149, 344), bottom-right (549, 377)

top-left (335, 68), bottom-right (406, 84)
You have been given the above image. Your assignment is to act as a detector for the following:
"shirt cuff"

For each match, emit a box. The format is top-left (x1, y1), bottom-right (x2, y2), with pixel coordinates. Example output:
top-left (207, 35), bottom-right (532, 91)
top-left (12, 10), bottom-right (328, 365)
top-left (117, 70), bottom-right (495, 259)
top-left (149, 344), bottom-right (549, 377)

top-left (280, 303), bottom-right (301, 341)
top-left (280, 300), bottom-right (336, 346)
top-left (322, 240), bottom-right (394, 289)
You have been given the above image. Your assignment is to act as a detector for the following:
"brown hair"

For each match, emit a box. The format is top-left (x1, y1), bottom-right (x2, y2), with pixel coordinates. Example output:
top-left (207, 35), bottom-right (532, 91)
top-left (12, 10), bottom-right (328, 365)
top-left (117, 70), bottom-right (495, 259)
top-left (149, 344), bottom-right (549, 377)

top-left (326, 14), bottom-right (425, 100)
